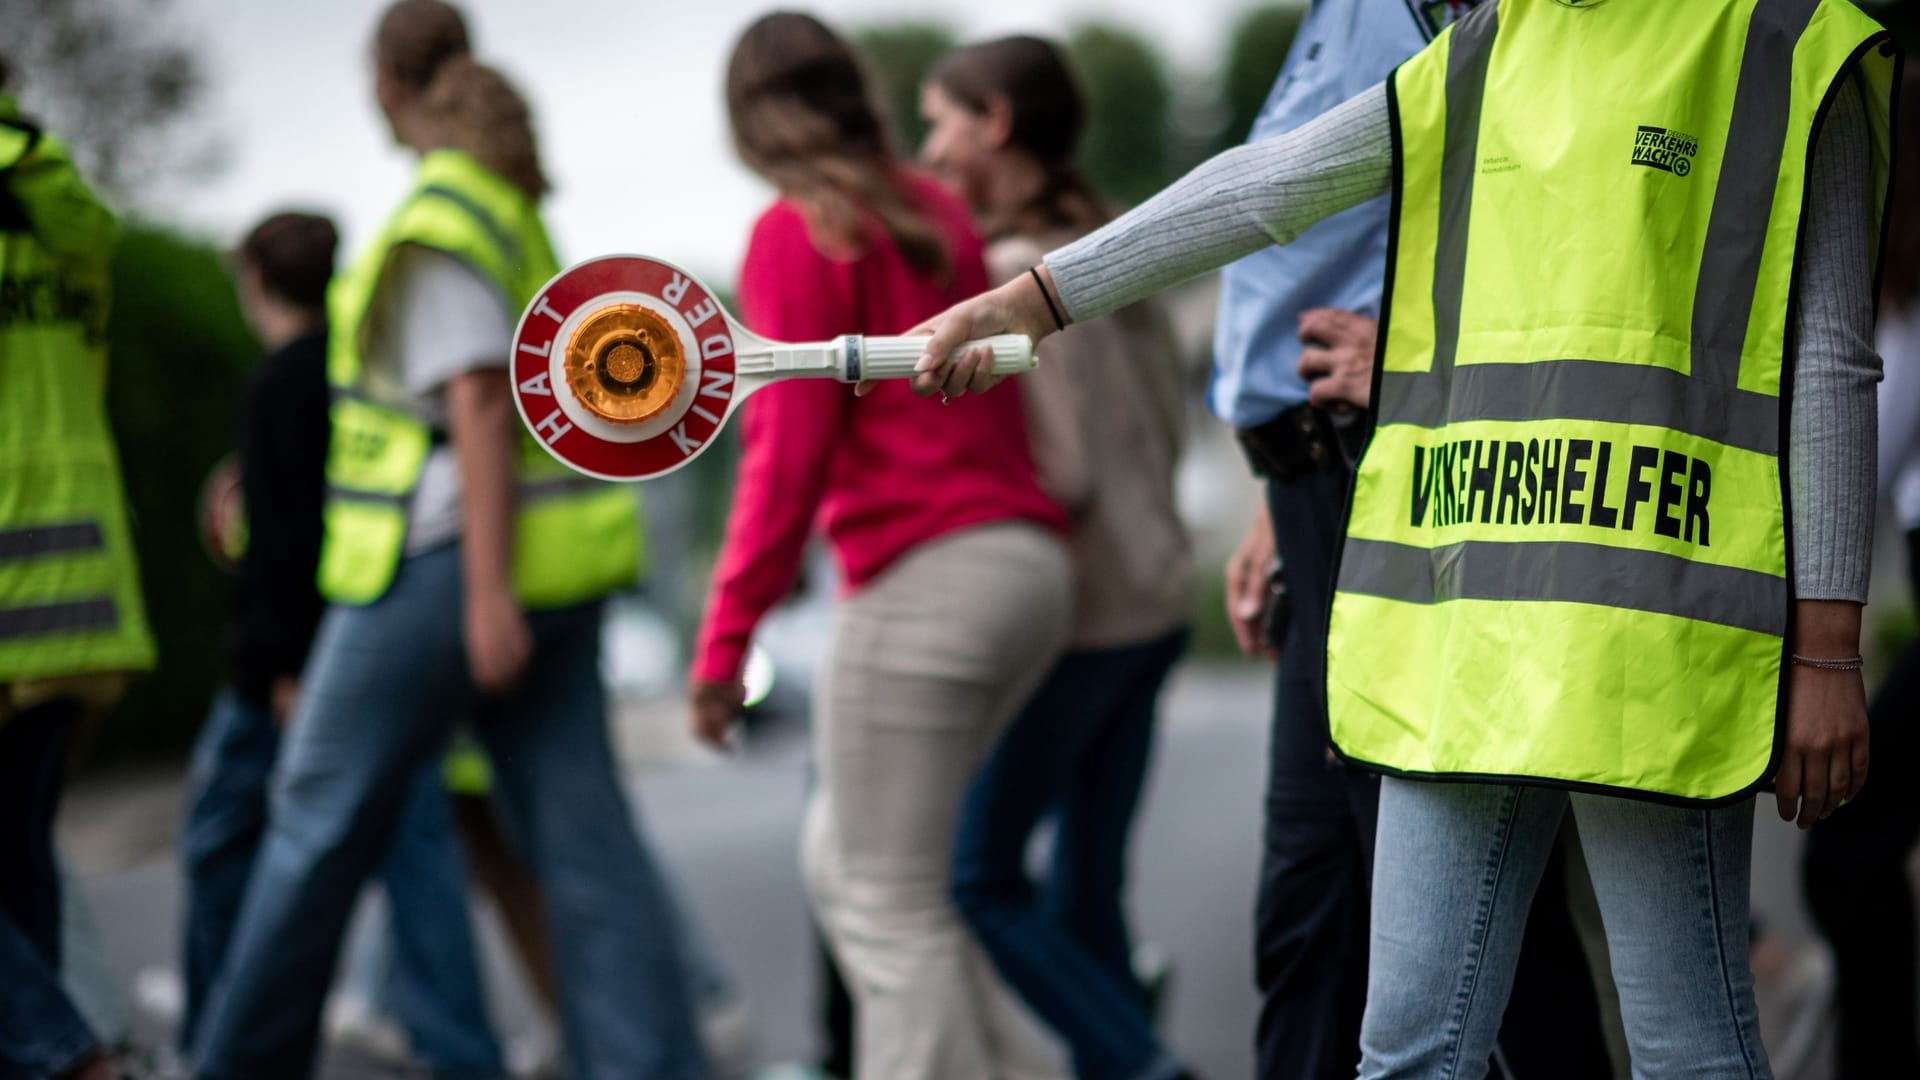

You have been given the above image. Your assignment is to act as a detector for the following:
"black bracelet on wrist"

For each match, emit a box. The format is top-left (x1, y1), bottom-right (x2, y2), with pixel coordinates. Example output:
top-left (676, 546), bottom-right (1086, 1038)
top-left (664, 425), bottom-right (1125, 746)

top-left (1029, 266), bottom-right (1067, 332)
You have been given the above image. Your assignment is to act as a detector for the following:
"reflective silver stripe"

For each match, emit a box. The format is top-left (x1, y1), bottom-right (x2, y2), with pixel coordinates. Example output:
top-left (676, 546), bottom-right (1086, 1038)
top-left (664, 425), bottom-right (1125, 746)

top-left (1429, 2), bottom-right (1500, 375)
top-left (1338, 537), bottom-right (1787, 637)
top-left (0, 598), bottom-right (119, 640)
top-left (417, 184), bottom-right (520, 266)
top-left (324, 485), bottom-right (409, 508)
top-left (1379, 359), bottom-right (1780, 456)
top-left (519, 475), bottom-right (612, 502)
top-left (0, 523), bottom-right (104, 561)
top-left (1689, 0), bottom-right (1822, 386)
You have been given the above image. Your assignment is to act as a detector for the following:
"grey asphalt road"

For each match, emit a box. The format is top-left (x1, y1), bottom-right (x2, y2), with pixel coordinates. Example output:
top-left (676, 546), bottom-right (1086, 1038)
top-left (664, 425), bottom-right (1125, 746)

top-left (59, 660), bottom-right (1896, 1080)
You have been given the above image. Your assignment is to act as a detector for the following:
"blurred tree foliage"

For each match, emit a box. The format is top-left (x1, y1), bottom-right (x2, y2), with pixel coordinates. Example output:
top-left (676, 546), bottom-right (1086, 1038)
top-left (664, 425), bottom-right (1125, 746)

top-left (101, 227), bottom-right (260, 758)
top-left (1215, 6), bottom-right (1305, 154)
top-left (854, 23), bottom-right (960, 154)
top-left (1063, 24), bottom-right (1177, 207)
top-left (0, 0), bottom-right (222, 206)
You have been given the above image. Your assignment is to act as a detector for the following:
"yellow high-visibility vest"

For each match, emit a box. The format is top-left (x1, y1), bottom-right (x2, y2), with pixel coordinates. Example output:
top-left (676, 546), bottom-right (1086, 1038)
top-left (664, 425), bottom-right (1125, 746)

top-left (0, 102), bottom-right (156, 683)
top-left (319, 150), bottom-right (643, 606)
top-left (1327, 0), bottom-right (1897, 803)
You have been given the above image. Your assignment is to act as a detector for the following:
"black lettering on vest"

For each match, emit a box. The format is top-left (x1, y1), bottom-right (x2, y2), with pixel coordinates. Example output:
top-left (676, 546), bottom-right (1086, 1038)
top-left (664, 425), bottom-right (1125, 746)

top-left (1622, 445), bottom-right (1659, 531)
top-left (1470, 440), bottom-right (1498, 523)
top-left (1411, 445), bottom-right (1435, 527)
top-left (1539, 440), bottom-right (1562, 525)
top-left (1455, 441), bottom-right (1472, 525)
top-left (1562, 439), bottom-right (1594, 526)
top-left (1685, 458), bottom-right (1712, 546)
top-left (1589, 442), bottom-right (1621, 529)
top-left (1521, 439), bottom-right (1541, 525)
top-left (1445, 441), bottom-right (1466, 526)
top-left (1655, 450), bottom-right (1687, 539)
top-left (1496, 441), bottom-right (1525, 524)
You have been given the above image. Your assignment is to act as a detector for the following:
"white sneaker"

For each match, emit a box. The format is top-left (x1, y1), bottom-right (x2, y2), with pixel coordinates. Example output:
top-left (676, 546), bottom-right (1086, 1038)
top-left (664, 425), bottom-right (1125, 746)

top-left (505, 1023), bottom-right (564, 1079)
top-left (753, 1065), bottom-right (840, 1080)
top-left (322, 993), bottom-right (410, 1065)
top-left (701, 994), bottom-right (756, 1078)
top-left (1765, 943), bottom-right (1835, 1077)
top-left (131, 966), bottom-right (185, 1030)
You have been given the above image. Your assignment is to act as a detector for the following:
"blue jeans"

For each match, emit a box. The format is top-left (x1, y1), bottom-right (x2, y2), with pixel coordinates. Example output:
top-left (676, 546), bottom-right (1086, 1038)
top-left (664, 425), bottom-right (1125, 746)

top-left (0, 700), bottom-right (100, 1079)
top-left (180, 687), bottom-right (503, 1076)
top-left (1256, 471), bottom-right (1607, 1080)
top-left (1362, 778), bottom-right (1767, 1079)
top-left (191, 545), bottom-right (708, 1080)
top-left (951, 628), bottom-right (1189, 1080)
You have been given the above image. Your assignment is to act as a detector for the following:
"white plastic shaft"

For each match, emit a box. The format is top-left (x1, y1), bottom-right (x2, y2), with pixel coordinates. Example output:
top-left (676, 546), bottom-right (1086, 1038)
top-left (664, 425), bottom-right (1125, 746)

top-left (846, 334), bottom-right (1035, 382)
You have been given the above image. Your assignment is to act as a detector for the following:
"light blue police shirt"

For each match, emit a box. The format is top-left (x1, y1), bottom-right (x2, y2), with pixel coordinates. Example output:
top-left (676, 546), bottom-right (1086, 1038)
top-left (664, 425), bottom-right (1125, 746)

top-left (1210, 0), bottom-right (1481, 428)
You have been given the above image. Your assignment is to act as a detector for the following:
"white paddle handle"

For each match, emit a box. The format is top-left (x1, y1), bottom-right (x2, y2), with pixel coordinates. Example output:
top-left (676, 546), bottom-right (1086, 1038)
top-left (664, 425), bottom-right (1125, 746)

top-left (841, 334), bottom-right (1035, 382)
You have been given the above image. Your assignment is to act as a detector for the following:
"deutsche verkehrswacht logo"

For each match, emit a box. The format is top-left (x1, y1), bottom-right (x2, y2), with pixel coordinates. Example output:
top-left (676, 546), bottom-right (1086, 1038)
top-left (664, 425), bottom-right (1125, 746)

top-left (1631, 126), bottom-right (1698, 176)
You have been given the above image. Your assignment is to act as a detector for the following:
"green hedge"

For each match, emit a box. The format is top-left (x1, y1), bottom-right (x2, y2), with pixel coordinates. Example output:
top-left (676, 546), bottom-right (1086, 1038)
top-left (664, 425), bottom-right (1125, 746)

top-left (95, 224), bottom-right (259, 761)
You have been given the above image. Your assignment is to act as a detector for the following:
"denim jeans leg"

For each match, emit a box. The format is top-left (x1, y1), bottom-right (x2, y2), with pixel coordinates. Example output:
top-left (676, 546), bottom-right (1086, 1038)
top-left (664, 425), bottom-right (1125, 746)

top-left (475, 601), bottom-right (707, 1080)
top-left (376, 762), bottom-right (506, 1079)
top-left (0, 911), bottom-right (100, 1079)
top-left (951, 639), bottom-right (1181, 1080)
top-left (179, 688), bottom-right (281, 1052)
top-left (1359, 778), bottom-right (1566, 1080)
top-left (1571, 794), bottom-right (1770, 1079)
top-left (1047, 629), bottom-right (1188, 990)
top-left (192, 547), bottom-right (470, 1079)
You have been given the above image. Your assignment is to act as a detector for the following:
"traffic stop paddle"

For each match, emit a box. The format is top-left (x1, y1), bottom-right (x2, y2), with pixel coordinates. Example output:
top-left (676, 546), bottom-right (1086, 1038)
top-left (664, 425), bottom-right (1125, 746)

top-left (511, 254), bottom-right (1037, 481)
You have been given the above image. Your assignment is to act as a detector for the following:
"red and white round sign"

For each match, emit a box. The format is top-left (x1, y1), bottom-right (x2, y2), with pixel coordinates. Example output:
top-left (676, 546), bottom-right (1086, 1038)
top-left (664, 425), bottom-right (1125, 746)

top-left (511, 254), bottom-right (740, 482)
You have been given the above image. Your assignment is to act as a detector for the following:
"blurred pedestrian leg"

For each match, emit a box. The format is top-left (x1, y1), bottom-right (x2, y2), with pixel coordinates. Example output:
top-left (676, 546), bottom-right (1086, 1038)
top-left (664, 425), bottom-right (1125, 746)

top-left (451, 787), bottom-right (562, 1014)
top-left (0, 701), bottom-right (104, 1079)
top-left (450, 780), bottom-right (750, 1074)
top-left (0, 890), bottom-right (101, 1080)
top-left (802, 524), bottom-right (1071, 1080)
top-left (353, 755), bottom-right (503, 1076)
top-left (180, 685), bottom-right (503, 1077)
top-left (57, 854), bottom-right (129, 1051)
top-left (189, 547), bottom-right (706, 1080)
top-left (0, 701), bottom-right (76, 973)
top-left (951, 630), bottom-right (1188, 1080)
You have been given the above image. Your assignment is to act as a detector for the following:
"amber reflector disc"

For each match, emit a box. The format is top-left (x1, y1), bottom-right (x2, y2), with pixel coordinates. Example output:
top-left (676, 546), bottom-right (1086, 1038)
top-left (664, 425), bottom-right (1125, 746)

top-left (562, 304), bottom-right (687, 425)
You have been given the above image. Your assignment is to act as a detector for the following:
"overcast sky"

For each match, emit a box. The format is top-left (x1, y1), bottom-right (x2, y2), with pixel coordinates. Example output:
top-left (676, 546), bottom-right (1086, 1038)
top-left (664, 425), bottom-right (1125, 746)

top-left (166, 0), bottom-right (1270, 285)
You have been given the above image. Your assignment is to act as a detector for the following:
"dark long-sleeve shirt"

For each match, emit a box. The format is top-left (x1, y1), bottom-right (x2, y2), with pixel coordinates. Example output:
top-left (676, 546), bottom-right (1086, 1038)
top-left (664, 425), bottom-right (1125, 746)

top-left (229, 329), bottom-right (329, 705)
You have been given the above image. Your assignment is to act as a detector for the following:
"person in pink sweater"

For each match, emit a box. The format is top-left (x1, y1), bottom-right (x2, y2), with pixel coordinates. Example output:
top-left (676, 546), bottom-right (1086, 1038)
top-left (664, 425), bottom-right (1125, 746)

top-left (688, 13), bottom-right (1071, 1080)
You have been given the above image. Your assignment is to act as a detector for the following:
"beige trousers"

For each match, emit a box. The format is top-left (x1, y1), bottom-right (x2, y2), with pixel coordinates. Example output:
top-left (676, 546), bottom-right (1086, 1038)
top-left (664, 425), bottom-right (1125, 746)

top-left (802, 522), bottom-right (1073, 1080)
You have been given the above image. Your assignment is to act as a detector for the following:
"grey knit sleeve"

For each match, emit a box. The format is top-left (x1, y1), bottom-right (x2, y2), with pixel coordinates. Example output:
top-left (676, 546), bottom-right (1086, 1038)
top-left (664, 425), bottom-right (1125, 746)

top-left (1789, 79), bottom-right (1881, 603)
top-left (1045, 83), bottom-right (1393, 323)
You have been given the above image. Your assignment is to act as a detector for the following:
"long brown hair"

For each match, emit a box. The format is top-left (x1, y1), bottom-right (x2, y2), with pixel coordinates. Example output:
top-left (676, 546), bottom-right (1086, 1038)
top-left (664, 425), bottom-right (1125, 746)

top-left (726, 11), bottom-right (951, 282)
top-left (1882, 68), bottom-right (1920, 313)
top-left (374, 0), bottom-right (471, 93)
top-left (929, 35), bottom-right (1109, 238)
top-left (422, 58), bottom-right (549, 199)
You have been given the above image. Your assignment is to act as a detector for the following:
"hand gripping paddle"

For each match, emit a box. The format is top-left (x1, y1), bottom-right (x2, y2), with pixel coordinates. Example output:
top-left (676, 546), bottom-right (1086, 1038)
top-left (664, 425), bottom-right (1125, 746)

top-left (511, 254), bottom-right (1036, 482)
